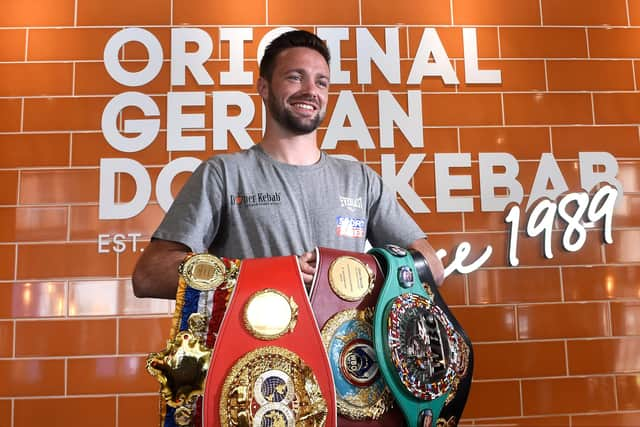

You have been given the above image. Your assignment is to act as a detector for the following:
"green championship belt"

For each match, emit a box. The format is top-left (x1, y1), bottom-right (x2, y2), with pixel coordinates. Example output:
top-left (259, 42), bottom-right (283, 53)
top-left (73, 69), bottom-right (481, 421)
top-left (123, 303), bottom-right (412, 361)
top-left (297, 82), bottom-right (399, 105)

top-left (370, 245), bottom-right (473, 427)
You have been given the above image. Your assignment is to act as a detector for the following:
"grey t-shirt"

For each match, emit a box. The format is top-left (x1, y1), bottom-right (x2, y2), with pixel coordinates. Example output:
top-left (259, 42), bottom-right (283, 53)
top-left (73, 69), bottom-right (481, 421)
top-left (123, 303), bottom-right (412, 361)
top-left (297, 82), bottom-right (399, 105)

top-left (153, 145), bottom-right (425, 258)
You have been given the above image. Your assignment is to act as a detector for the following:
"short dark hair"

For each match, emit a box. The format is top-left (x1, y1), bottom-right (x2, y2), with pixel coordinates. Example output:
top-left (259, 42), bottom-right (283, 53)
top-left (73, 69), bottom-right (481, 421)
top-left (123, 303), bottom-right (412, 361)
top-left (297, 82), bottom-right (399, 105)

top-left (259, 30), bottom-right (331, 80)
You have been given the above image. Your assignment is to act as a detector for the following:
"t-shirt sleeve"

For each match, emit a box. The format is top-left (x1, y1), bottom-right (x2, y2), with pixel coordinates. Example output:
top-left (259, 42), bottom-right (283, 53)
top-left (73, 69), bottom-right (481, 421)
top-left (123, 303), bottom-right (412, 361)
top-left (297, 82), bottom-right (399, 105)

top-left (152, 160), bottom-right (223, 253)
top-left (364, 165), bottom-right (426, 248)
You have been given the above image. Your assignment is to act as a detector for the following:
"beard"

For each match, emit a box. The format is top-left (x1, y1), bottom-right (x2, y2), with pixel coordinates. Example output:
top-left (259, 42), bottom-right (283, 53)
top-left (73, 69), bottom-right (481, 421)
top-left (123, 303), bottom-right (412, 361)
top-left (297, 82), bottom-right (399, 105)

top-left (268, 92), bottom-right (325, 135)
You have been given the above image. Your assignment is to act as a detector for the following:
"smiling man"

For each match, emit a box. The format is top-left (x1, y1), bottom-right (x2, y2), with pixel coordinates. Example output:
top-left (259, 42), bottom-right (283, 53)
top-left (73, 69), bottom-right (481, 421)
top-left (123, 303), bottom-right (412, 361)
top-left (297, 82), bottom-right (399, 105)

top-left (132, 30), bottom-right (444, 299)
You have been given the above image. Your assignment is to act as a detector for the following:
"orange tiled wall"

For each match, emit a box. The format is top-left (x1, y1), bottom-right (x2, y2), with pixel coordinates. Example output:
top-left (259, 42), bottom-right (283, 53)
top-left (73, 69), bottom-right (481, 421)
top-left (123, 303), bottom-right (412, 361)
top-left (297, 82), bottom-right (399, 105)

top-left (1, 0), bottom-right (640, 426)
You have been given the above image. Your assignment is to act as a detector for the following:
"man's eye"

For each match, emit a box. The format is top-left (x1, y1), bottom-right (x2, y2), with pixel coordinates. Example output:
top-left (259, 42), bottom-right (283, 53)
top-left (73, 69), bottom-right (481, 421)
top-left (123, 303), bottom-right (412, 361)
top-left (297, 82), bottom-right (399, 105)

top-left (317, 80), bottom-right (328, 88)
top-left (288, 75), bottom-right (301, 81)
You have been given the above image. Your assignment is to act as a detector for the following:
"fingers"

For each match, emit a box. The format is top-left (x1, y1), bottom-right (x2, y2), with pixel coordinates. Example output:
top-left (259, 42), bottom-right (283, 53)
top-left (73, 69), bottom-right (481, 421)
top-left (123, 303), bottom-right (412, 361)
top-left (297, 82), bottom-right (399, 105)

top-left (298, 251), bottom-right (317, 285)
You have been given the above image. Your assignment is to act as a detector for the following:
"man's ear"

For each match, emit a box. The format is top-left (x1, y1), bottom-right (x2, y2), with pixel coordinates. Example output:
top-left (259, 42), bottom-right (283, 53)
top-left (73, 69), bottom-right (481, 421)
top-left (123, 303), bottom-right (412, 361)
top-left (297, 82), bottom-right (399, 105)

top-left (257, 76), bottom-right (268, 100)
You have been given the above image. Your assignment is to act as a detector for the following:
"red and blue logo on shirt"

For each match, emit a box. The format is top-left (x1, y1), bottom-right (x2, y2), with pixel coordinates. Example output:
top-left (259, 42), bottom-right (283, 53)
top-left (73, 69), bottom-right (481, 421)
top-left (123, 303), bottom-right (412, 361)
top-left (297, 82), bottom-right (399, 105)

top-left (336, 216), bottom-right (366, 238)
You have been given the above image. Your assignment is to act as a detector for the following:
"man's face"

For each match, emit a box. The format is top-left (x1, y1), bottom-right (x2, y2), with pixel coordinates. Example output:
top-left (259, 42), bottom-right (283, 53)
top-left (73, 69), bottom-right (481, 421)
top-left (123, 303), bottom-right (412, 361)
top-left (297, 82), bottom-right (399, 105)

top-left (262, 47), bottom-right (330, 135)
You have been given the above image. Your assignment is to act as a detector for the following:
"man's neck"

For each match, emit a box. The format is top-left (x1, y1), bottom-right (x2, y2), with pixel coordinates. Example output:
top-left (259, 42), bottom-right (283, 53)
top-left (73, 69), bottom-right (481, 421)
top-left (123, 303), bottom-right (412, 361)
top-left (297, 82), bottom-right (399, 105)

top-left (260, 131), bottom-right (321, 166)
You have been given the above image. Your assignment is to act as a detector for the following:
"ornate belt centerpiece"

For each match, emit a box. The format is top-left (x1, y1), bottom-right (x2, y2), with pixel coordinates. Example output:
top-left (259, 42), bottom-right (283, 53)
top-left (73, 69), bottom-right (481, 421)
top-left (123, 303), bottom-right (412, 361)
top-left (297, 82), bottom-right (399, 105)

top-left (370, 245), bottom-right (474, 427)
top-left (204, 255), bottom-right (337, 427)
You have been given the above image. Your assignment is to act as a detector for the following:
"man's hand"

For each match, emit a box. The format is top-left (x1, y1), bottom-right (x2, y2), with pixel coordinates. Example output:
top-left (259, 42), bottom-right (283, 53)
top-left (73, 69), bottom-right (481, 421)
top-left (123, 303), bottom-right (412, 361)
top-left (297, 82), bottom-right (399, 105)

top-left (298, 250), bottom-right (317, 286)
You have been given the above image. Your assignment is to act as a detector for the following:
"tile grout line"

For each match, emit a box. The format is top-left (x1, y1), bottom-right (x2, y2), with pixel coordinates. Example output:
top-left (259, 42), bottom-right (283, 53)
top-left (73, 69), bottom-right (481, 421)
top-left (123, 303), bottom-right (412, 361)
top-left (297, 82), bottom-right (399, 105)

top-left (24, 28), bottom-right (29, 62)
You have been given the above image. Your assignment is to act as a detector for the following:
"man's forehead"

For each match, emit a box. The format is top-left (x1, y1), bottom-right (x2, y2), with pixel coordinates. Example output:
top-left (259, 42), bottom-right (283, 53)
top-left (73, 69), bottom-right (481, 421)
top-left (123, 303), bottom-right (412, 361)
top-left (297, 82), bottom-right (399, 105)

top-left (274, 47), bottom-right (330, 72)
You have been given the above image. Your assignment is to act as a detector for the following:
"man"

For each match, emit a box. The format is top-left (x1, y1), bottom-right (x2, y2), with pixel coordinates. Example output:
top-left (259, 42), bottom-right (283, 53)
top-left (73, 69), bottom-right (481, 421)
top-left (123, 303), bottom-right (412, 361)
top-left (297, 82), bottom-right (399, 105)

top-left (132, 30), bottom-right (444, 299)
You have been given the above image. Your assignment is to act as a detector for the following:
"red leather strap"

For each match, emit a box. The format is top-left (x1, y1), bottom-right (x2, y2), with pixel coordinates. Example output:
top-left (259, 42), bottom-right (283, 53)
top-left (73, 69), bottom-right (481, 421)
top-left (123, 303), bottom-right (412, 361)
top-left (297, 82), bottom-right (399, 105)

top-left (203, 255), bottom-right (337, 427)
top-left (310, 247), bottom-right (384, 328)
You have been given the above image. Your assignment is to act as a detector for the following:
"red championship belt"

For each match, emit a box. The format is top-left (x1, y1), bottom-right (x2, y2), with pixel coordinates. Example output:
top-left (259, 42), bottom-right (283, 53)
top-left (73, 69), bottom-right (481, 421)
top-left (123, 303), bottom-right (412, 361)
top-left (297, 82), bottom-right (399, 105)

top-left (203, 255), bottom-right (337, 427)
top-left (309, 247), bottom-right (404, 426)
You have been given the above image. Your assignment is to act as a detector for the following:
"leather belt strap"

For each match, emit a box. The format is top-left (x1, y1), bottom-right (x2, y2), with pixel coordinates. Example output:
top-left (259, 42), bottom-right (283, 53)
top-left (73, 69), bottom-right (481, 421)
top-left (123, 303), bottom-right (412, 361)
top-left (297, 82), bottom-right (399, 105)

top-left (370, 245), bottom-right (473, 427)
top-left (204, 255), bottom-right (337, 427)
top-left (310, 247), bottom-right (404, 426)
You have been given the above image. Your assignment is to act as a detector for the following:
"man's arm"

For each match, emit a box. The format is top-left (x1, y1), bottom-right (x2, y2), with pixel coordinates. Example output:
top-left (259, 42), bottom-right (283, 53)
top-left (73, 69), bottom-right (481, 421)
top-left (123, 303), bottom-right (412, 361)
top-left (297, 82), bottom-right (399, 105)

top-left (132, 239), bottom-right (192, 299)
top-left (408, 238), bottom-right (445, 287)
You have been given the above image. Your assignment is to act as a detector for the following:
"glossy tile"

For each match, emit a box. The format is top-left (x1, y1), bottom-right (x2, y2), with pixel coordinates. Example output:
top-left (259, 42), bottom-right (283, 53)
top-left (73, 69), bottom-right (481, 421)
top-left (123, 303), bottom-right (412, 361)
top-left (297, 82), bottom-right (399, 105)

top-left (573, 412), bottom-right (640, 426)
top-left (613, 194), bottom-right (640, 228)
top-left (567, 338), bottom-right (640, 375)
top-left (0, 133), bottom-right (70, 168)
top-left (362, 0), bottom-right (449, 24)
top-left (0, 99), bottom-right (21, 132)
top-left (547, 60), bottom-right (635, 91)
top-left (0, 359), bottom-right (65, 397)
top-left (0, 62), bottom-right (73, 97)
top-left (474, 416), bottom-right (570, 426)
top-left (500, 27), bottom-right (588, 58)
top-left (522, 376), bottom-right (616, 415)
top-left (17, 243), bottom-right (117, 279)
top-left (611, 301), bottom-right (640, 336)
top-left (0, 170), bottom-right (18, 205)
top-left (15, 319), bottom-right (117, 357)
top-left (454, 0), bottom-right (540, 24)
top-left (463, 380), bottom-right (521, 418)
top-left (408, 27), bottom-right (499, 59)
top-left (19, 169), bottom-right (99, 204)
top-left (69, 205), bottom-right (161, 241)
top-left (0, 399), bottom-right (11, 426)
top-left (67, 355), bottom-right (157, 394)
top-left (0, 0), bottom-right (74, 26)
top-left (616, 375), bottom-right (640, 410)
top-left (0, 281), bottom-right (66, 319)
top-left (542, 0), bottom-right (628, 25)
top-left (563, 265), bottom-right (640, 301)
top-left (516, 229), bottom-right (603, 267)
top-left (437, 273), bottom-right (466, 306)
top-left (468, 267), bottom-right (562, 304)
top-left (518, 302), bottom-right (609, 340)
top-left (606, 230), bottom-right (640, 263)
top-left (0, 245), bottom-right (15, 280)
top-left (458, 60), bottom-right (547, 92)
top-left (449, 306), bottom-right (517, 342)
top-left (473, 341), bottom-right (566, 380)
top-left (0, 29), bottom-right (25, 61)
top-left (174, 0), bottom-right (265, 24)
top-left (118, 394), bottom-right (162, 427)
top-left (28, 28), bottom-right (119, 61)
top-left (70, 131), bottom-right (169, 167)
top-left (423, 94), bottom-right (502, 126)
top-left (0, 206), bottom-right (68, 242)
top-left (460, 127), bottom-right (551, 160)
top-left (68, 280), bottom-right (171, 316)
top-left (118, 316), bottom-right (172, 354)
top-left (0, 321), bottom-right (12, 357)
top-left (504, 93), bottom-right (592, 125)
top-left (552, 126), bottom-right (640, 159)
top-left (14, 397), bottom-right (116, 427)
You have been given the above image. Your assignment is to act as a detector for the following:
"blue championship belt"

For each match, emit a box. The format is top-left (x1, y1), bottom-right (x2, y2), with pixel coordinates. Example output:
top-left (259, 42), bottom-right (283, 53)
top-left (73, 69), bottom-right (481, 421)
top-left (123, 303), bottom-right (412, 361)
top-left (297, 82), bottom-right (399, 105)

top-left (370, 245), bottom-right (473, 427)
top-left (146, 253), bottom-right (240, 427)
top-left (309, 247), bottom-right (404, 426)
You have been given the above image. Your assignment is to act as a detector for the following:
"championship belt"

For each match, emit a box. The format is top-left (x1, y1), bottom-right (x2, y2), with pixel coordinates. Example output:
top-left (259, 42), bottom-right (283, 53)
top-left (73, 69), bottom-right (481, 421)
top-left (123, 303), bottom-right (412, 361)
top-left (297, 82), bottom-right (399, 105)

top-left (309, 247), bottom-right (404, 426)
top-left (146, 253), bottom-right (240, 427)
top-left (369, 245), bottom-right (473, 427)
top-left (203, 255), bottom-right (337, 427)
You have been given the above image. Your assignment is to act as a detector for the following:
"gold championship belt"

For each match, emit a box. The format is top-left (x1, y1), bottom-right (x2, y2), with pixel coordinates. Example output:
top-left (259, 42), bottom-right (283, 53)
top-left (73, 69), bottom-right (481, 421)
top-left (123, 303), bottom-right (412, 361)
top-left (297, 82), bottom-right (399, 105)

top-left (309, 247), bottom-right (405, 426)
top-left (146, 253), bottom-right (240, 427)
top-left (203, 255), bottom-right (337, 427)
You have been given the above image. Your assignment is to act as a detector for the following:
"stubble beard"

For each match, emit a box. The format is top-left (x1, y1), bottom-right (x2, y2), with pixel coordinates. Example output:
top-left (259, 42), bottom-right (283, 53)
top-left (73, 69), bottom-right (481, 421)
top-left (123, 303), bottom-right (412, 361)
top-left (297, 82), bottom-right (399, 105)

top-left (268, 92), bottom-right (325, 135)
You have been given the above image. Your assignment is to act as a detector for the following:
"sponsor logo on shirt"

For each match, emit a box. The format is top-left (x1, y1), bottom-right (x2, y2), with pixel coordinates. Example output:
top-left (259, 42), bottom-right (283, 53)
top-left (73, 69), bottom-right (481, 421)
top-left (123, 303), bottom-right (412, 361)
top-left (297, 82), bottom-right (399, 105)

top-left (339, 196), bottom-right (364, 212)
top-left (336, 216), bottom-right (366, 238)
top-left (230, 192), bottom-right (281, 207)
